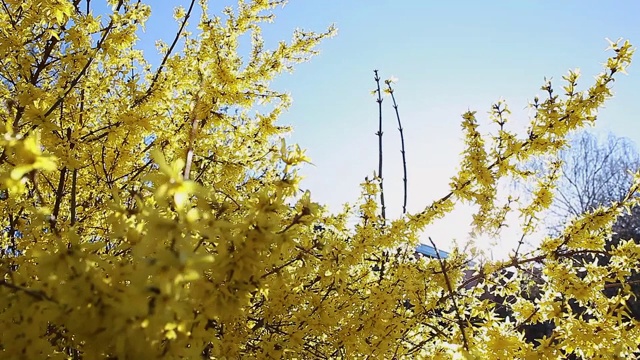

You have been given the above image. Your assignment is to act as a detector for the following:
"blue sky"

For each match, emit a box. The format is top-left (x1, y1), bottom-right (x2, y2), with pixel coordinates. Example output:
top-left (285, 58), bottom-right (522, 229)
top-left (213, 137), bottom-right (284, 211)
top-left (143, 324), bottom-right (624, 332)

top-left (128, 1), bottom-right (640, 258)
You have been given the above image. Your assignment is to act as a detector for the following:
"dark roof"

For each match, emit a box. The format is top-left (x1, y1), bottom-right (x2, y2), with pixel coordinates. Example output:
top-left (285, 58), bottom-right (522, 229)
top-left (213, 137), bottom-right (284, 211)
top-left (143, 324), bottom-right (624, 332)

top-left (415, 244), bottom-right (449, 259)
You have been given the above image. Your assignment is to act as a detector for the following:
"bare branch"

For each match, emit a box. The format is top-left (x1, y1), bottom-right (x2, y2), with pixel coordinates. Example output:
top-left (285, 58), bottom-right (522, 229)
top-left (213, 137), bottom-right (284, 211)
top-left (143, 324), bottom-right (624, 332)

top-left (373, 70), bottom-right (386, 221)
top-left (386, 80), bottom-right (408, 215)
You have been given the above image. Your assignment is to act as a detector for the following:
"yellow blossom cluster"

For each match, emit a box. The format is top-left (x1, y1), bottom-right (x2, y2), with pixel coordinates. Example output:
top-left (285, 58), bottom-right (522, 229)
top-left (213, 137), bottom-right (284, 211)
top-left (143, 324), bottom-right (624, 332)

top-left (0, 1), bottom-right (639, 359)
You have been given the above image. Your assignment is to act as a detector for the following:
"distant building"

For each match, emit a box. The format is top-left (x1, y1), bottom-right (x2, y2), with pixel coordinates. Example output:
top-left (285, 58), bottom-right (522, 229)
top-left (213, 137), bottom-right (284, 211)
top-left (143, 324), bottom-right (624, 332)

top-left (415, 244), bottom-right (449, 259)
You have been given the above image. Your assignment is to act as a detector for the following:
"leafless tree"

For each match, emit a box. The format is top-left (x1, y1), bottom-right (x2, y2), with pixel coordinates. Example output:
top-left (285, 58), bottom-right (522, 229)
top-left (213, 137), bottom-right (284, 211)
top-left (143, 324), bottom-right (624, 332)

top-left (511, 131), bottom-right (640, 329)
top-left (545, 131), bottom-right (640, 320)
top-left (538, 131), bottom-right (640, 234)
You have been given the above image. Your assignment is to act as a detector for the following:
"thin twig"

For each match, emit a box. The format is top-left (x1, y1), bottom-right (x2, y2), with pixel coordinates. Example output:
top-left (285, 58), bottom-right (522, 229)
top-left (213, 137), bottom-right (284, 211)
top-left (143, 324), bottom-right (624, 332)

top-left (428, 237), bottom-right (469, 351)
top-left (67, 124), bottom-right (78, 227)
top-left (135, 0), bottom-right (197, 107)
top-left (70, 169), bottom-right (77, 226)
top-left (373, 70), bottom-right (386, 220)
top-left (41, 0), bottom-right (124, 120)
top-left (386, 80), bottom-right (408, 214)
top-left (12, 21), bottom-right (61, 128)
top-left (68, 89), bottom-right (85, 227)
top-left (50, 167), bottom-right (68, 231)
top-left (0, 279), bottom-right (56, 302)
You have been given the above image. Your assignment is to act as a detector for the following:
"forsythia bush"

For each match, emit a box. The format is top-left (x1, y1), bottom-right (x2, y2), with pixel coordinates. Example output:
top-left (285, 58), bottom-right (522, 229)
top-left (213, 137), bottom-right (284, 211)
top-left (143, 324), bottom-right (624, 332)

top-left (1, 1), bottom-right (639, 359)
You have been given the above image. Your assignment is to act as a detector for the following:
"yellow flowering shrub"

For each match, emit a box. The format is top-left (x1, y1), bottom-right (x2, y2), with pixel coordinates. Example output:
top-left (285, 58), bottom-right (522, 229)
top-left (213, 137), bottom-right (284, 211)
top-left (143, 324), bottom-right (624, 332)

top-left (0, 0), bottom-right (638, 359)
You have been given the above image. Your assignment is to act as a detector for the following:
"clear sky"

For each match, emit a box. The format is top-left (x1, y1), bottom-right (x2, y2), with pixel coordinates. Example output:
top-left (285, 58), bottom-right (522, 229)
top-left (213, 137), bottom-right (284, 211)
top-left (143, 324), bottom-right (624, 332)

top-left (126, 1), bottom-right (640, 258)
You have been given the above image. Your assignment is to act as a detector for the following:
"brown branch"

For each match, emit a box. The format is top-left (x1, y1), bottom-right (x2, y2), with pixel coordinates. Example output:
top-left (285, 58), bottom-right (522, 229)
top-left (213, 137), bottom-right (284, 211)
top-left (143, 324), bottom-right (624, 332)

top-left (277, 213), bottom-right (304, 234)
top-left (513, 308), bottom-right (539, 332)
top-left (261, 254), bottom-right (303, 279)
top-left (306, 282), bottom-right (335, 319)
top-left (79, 121), bottom-right (121, 142)
top-left (70, 168), bottom-right (77, 226)
top-left (28, 35), bottom-right (59, 86)
top-left (11, 15), bottom-right (61, 128)
top-left (0, 279), bottom-right (56, 302)
top-left (50, 167), bottom-right (68, 231)
top-left (116, 159), bottom-right (153, 187)
top-left (429, 237), bottom-right (469, 351)
top-left (373, 70), bottom-right (386, 221)
top-left (6, 207), bottom-right (24, 253)
top-left (134, 0), bottom-right (197, 106)
top-left (386, 80), bottom-right (408, 214)
top-left (41, 0), bottom-right (125, 121)
top-left (1, 1), bottom-right (17, 29)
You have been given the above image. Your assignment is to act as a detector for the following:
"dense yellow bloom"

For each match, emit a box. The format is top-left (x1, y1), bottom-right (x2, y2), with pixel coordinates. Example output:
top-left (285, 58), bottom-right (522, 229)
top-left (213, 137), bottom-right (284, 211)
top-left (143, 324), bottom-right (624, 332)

top-left (0, 0), bottom-right (638, 359)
